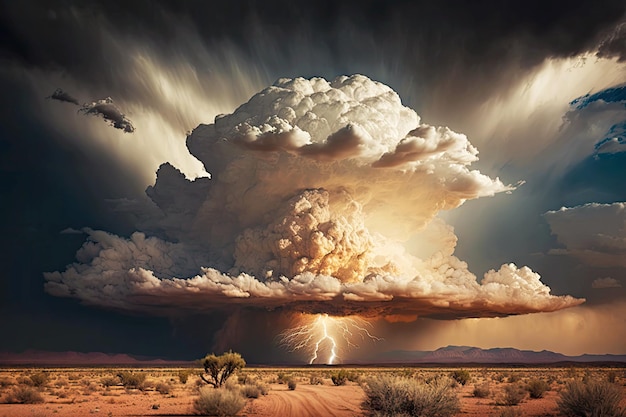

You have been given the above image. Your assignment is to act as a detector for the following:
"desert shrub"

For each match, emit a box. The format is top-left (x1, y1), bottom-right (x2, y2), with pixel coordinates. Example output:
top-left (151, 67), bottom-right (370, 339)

top-left (256, 382), bottom-right (269, 395)
top-left (331, 370), bottom-right (349, 386)
top-left (473, 382), bottom-right (491, 398)
top-left (309, 375), bottom-right (324, 385)
top-left (346, 371), bottom-right (361, 383)
top-left (507, 373), bottom-right (521, 383)
top-left (287, 379), bottom-right (297, 390)
top-left (223, 378), bottom-right (241, 392)
top-left (557, 379), bottom-right (626, 417)
top-left (607, 370), bottom-right (618, 384)
top-left (82, 381), bottom-right (99, 394)
top-left (3, 386), bottom-right (44, 404)
top-left (241, 383), bottom-right (260, 398)
top-left (451, 369), bottom-right (471, 386)
top-left (493, 374), bottom-right (506, 383)
top-left (499, 408), bottom-right (522, 417)
top-left (0, 377), bottom-right (14, 387)
top-left (363, 375), bottom-right (459, 417)
top-left (101, 376), bottom-right (118, 387)
top-left (16, 375), bottom-right (33, 386)
top-left (29, 372), bottom-right (49, 387)
top-left (117, 372), bottom-right (146, 389)
top-left (156, 382), bottom-right (172, 395)
top-left (498, 384), bottom-right (526, 406)
top-left (526, 379), bottom-right (549, 399)
top-left (193, 386), bottom-right (245, 416)
top-left (67, 373), bottom-right (82, 381)
top-left (276, 372), bottom-right (289, 384)
top-left (55, 378), bottom-right (69, 387)
top-left (138, 379), bottom-right (155, 392)
top-left (178, 369), bottom-right (193, 384)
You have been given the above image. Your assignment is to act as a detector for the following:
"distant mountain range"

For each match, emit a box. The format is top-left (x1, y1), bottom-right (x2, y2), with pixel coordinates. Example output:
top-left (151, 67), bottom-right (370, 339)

top-left (378, 345), bottom-right (626, 364)
top-left (0, 350), bottom-right (189, 366)
top-left (2, 346), bottom-right (626, 365)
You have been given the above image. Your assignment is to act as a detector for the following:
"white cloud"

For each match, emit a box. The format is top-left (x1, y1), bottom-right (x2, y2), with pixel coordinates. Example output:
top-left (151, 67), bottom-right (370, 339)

top-left (44, 229), bottom-right (582, 317)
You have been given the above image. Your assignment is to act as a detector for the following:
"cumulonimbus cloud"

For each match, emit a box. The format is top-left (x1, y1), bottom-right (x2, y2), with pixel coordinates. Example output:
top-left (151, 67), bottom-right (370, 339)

top-left (45, 75), bottom-right (583, 319)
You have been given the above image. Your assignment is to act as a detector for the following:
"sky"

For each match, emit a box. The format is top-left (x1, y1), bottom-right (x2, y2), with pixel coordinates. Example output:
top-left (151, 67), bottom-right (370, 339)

top-left (1, 0), bottom-right (626, 364)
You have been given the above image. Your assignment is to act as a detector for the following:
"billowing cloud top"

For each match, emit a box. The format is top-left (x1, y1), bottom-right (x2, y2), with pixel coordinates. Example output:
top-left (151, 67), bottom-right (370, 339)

top-left (45, 75), bottom-right (583, 319)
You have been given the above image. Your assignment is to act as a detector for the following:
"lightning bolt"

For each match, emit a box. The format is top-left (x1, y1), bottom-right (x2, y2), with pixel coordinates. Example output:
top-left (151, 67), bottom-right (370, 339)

top-left (310, 314), bottom-right (338, 364)
top-left (279, 313), bottom-right (381, 364)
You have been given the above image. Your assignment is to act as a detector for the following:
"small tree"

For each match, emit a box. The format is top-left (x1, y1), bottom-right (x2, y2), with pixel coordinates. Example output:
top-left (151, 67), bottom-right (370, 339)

top-left (200, 351), bottom-right (246, 388)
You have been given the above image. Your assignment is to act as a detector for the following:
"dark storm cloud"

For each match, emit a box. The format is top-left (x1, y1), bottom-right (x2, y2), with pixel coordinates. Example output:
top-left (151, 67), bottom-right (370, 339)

top-left (1, 0), bottom-right (625, 99)
top-left (598, 22), bottom-right (626, 61)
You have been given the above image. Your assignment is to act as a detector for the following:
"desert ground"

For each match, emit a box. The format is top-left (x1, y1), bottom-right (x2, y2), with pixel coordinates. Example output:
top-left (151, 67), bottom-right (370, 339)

top-left (0, 366), bottom-right (625, 417)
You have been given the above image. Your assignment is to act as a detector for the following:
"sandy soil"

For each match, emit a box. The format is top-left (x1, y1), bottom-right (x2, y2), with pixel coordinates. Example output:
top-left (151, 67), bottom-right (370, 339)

top-left (245, 381), bottom-right (564, 417)
top-left (455, 382), bottom-right (559, 417)
top-left (243, 383), bottom-right (365, 417)
top-left (0, 367), bottom-right (624, 417)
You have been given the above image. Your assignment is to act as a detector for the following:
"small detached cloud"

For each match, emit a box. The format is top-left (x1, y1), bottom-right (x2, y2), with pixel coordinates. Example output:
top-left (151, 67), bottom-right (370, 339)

top-left (592, 277), bottom-right (622, 289)
top-left (60, 227), bottom-right (84, 235)
top-left (79, 97), bottom-right (135, 133)
top-left (47, 89), bottom-right (135, 133)
top-left (46, 75), bottom-right (582, 319)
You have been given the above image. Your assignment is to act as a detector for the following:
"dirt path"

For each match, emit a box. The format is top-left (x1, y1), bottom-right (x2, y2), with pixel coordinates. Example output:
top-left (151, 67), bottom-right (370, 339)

top-left (244, 384), bottom-right (366, 417)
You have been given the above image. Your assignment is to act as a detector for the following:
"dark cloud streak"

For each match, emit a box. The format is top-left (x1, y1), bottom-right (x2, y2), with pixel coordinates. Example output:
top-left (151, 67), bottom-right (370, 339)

top-left (2, 1), bottom-right (625, 100)
top-left (47, 88), bottom-right (80, 105)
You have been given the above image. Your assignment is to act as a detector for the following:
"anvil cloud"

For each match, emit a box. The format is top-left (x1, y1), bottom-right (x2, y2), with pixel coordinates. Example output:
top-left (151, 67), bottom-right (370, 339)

top-left (44, 75), bottom-right (583, 319)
